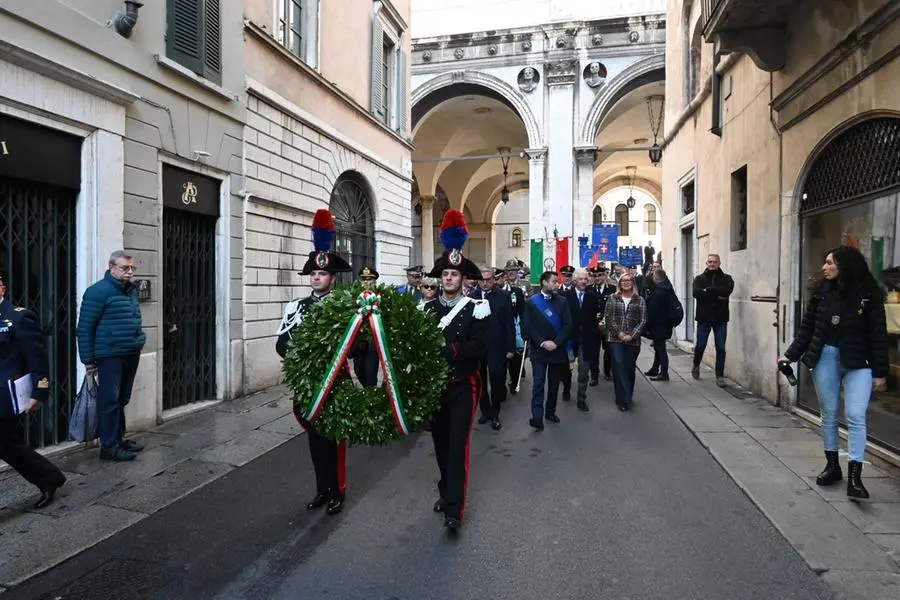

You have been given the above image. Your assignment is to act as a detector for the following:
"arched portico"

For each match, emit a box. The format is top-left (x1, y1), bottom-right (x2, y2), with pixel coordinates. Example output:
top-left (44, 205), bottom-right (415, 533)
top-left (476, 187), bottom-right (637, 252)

top-left (412, 70), bottom-right (544, 149)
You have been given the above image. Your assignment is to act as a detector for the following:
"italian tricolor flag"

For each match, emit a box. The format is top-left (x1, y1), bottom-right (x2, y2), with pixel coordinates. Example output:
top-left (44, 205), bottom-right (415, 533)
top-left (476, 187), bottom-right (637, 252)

top-left (530, 237), bottom-right (570, 285)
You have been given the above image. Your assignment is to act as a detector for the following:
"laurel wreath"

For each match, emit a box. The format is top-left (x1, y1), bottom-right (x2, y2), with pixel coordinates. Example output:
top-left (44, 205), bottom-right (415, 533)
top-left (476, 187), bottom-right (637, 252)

top-left (282, 284), bottom-right (448, 446)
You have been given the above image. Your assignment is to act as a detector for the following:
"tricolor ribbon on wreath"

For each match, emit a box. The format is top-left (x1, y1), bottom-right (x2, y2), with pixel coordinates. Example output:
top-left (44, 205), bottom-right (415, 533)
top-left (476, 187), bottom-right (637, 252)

top-left (299, 290), bottom-right (410, 436)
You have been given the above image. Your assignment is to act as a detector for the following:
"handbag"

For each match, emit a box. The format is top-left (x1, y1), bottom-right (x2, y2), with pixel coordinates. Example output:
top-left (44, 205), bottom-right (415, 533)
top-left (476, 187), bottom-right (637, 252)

top-left (68, 374), bottom-right (99, 443)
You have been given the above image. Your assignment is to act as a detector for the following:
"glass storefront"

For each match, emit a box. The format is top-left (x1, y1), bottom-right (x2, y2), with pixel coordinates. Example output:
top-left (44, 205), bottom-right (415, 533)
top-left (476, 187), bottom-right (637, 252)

top-left (798, 192), bottom-right (900, 454)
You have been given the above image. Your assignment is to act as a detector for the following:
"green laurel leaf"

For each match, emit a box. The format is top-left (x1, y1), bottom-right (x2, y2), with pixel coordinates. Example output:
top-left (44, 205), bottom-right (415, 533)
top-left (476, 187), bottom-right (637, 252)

top-left (282, 284), bottom-right (448, 446)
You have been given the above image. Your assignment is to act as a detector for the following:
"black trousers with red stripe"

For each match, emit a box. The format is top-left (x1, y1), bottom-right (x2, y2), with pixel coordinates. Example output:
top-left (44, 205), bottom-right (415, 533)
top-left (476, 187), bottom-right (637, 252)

top-left (294, 404), bottom-right (347, 499)
top-left (431, 377), bottom-right (478, 521)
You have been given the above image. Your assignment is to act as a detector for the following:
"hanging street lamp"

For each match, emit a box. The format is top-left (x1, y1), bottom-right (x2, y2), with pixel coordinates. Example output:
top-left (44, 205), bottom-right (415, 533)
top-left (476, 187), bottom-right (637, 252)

top-left (498, 146), bottom-right (511, 203)
top-left (646, 95), bottom-right (664, 166)
top-left (625, 165), bottom-right (637, 209)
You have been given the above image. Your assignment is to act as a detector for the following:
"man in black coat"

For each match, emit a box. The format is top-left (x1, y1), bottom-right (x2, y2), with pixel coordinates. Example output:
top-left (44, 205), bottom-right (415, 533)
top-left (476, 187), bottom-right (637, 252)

top-left (0, 273), bottom-right (67, 510)
top-left (564, 269), bottom-right (600, 412)
top-left (500, 260), bottom-right (527, 392)
top-left (589, 267), bottom-right (616, 382)
top-left (523, 271), bottom-right (573, 430)
top-left (469, 268), bottom-right (514, 430)
top-left (691, 253), bottom-right (735, 386)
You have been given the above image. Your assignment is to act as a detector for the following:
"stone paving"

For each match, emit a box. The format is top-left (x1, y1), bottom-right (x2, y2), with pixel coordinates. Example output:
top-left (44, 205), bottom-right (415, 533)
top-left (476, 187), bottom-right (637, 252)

top-left (640, 343), bottom-right (900, 600)
top-left (0, 386), bottom-right (297, 590)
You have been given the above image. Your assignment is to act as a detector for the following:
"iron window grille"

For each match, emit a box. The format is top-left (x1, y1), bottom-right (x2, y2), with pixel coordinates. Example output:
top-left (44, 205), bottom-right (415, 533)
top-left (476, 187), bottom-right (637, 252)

top-left (330, 174), bottom-right (376, 285)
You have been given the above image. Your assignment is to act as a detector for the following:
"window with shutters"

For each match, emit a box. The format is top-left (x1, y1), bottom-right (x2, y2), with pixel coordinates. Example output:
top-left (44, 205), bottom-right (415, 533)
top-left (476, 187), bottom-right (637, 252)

top-left (275, 0), bottom-right (319, 68)
top-left (166, 0), bottom-right (222, 85)
top-left (645, 205), bottom-right (657, 236)
top-left (615, 204), bottom-right (629, 236)
top-left (370, 9), bottom-right (408, 135)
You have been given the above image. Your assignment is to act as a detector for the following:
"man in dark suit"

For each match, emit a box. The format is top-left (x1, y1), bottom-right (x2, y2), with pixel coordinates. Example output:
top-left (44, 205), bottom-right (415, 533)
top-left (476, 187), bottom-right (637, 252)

top-left (501, 260), bottom-right (527, 392)
top-left (0, 273), bottom-right (66, 510)
top-left (564, 269), bottom-right (600, 412)
top-left (469, 267), bottom-right (514, 430)
top-left (590, 267), bottom-right (616, 382)
top-left (523, 271), bottom-right (572, 430)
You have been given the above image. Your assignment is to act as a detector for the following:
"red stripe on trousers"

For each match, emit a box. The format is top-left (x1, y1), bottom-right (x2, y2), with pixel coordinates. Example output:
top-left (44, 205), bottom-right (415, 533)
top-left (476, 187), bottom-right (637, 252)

top-left (337, 440), bottom-right (347, 497)
top-left (460, 372), bottom-right (480, 520)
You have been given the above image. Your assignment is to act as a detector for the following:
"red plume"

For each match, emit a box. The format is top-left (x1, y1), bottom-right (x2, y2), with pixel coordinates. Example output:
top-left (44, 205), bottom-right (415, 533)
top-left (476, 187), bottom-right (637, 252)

top-left (439, 209), bottom-right (468, 232)
top-left (312, 209), bottom-right (335, 232)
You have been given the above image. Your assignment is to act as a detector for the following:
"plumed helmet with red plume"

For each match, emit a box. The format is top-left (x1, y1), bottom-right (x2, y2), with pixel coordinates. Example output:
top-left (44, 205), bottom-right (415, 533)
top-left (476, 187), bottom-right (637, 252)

top-left (299, 209), bottom-right (352, 275)
top-left (428, 209), bottom-right (482, 280)
top-left (439, 209), bottom-right (468, 251)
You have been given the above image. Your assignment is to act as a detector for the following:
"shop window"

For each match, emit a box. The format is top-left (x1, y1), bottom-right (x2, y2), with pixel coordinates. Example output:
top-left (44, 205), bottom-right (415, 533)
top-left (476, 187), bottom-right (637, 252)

top-left (615, 204), bottom-right (629, 236)
top-left (645, 205), bottom-right (657, 236)
top-left (731, 166), bottom-right (748, 251)
top-left (511, 228), bottom-right (522, 248)
top-left (681, 180), bottom-right (695, 216)
top-left (166, 0), bottom-right (222, 84)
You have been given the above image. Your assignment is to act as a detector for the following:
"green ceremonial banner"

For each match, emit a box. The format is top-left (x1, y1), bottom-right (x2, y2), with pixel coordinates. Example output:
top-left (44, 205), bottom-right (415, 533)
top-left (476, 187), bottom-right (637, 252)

top-left (530, 240), bottom-right (543, 285)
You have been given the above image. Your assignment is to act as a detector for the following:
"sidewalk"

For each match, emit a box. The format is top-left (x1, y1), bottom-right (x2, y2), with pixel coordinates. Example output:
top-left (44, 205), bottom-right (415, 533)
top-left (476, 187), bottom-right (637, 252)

top-left (0, 385), bottom-right (298, 590)
top-left (639, 342), bottom-right (900, 600)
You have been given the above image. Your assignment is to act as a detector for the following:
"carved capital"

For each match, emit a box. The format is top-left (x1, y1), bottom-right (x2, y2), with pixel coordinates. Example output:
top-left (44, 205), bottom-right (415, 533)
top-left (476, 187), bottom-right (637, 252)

top-left (523, 147), bottom-right (548, 162)
top-left (546, 58), bottom-right (577, 85)
top-left (574, 146), bottom-right (598, 165)
top-left (419, 195), bottom-right (436, 209)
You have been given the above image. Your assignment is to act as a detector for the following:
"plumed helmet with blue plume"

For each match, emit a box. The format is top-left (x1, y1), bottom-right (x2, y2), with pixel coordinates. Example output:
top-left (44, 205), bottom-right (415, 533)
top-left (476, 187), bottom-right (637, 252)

top-left (428, 209), bottom-right (482, 280)
top-left (299, 209), bottom-right (352, 275)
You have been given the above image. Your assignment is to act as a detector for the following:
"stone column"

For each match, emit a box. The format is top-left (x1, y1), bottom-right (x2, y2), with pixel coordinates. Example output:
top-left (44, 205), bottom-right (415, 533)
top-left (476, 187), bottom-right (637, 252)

top-left (525, 148), bottom-right (547, 244)
top-left (545, 58), bottom-right (577, 263)
top-left (420, 195), bottom-right (435, 267)
top-left (574, 147), bottom-right (598, 250)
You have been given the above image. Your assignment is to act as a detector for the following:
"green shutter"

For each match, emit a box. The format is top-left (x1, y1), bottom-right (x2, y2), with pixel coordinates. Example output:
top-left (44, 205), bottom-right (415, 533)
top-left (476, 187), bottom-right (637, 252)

top-left (166, 0), bottom-right (204, 75)
top-left (370, 17), bottom-right (384, 119)
top-left (396, 47), bottom-right (407, 134)
top-left (202, 0), bottom-right (222, 84)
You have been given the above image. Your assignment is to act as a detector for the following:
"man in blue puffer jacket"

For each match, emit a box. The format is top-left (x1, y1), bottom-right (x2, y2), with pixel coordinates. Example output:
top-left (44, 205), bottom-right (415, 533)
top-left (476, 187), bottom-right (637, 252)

top-left (76, 251), bottom-right (146, 462)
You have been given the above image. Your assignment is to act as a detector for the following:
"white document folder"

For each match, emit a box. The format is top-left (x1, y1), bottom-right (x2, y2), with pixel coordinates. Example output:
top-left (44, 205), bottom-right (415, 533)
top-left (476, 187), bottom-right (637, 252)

top-left (7, 374), bottom-right (32, 415)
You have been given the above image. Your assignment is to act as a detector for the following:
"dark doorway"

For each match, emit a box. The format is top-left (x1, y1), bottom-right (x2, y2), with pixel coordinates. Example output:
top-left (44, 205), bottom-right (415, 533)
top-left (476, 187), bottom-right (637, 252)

top-left (161, 166), bottom-right (219, 410)
top-left (329, 171), bottom-right (375, 285)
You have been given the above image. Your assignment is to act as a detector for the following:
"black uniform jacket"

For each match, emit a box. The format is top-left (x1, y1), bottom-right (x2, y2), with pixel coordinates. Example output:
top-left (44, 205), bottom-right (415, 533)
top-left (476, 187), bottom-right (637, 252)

top-left (467, 288), bottom-right (515, 369)
top-left (564, 288), bottom-right (601, 357)
top-left (276, 293), bottom-right (367, 361)
top-left (423, 298), bottom-right (489, 382)
top-left (0, 299), bottom-right (50, 418)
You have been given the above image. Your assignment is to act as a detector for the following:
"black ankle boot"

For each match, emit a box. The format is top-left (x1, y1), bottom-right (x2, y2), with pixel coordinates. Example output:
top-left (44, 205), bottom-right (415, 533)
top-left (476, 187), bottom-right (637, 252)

top-left (847, 461), bottom-right (870, 500)
top-left (815, 451), bottom-right (842, 486)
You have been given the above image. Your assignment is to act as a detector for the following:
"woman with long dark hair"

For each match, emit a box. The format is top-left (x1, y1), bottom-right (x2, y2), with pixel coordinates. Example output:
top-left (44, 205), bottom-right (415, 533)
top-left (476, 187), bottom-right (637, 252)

top-left (780, 245), bottom-right (888, 500)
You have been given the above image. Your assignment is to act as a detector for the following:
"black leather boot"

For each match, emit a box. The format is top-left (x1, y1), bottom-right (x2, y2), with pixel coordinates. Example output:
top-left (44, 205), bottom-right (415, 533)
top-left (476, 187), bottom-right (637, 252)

top-left (815, 451), bottom-right (842, 486)
top-left (306, 492), bottom-right (329, 510)
top-left (847, 461), bottom-right (870, 500)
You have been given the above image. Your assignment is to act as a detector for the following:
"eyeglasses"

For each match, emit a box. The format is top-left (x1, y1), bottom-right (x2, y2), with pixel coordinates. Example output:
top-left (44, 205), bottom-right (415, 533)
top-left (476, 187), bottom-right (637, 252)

top-left (421, 285), bottom-right (436, 290)
top-left (113, 264), bottom-right (136, 272)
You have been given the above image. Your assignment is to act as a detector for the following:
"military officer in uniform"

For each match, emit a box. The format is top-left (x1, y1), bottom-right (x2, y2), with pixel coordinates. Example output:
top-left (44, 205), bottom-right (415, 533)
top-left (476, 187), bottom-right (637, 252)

top-left (397, 265), bottom-right (424, 301)
top-left (354, 265), bottom-right (380, 387)
top-left (0, 273), bottom-right (66, 510)
top-left (558, 265), bottom-right (575, 293)
top-left (591, 267), bottom-right (617, 382)
top-left (275, 210), bottom-right (354, 516)
top-left (501, 259), bottom-right (527, 393)
top-left (424, 209), bottom-right (489, 533)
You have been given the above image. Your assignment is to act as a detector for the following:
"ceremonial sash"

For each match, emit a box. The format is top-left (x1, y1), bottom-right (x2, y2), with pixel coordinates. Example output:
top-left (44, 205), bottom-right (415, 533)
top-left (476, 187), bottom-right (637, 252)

top-left (531, 294), bottom-right (573, 357)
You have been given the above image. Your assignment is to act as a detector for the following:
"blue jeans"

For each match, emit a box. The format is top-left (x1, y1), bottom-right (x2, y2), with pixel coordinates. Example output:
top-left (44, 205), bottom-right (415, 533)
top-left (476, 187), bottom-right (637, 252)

top-left (96, 353), bottom-right (141, 450)
top-left (610, 343), bottom-right (640, 408)
top-left (812, 345), bottom-right (872, 462)
top-left (694, 321), bottom-right (728, 377)
top-left (530, 360), bottom-right (565, 420)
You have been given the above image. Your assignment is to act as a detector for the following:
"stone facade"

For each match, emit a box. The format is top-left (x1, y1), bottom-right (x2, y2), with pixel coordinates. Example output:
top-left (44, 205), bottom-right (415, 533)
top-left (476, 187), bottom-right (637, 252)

top-left (241, 0), bottom-right (414, 391)
top-left (410, 2), bottom-right (666, 270)
top-left (662, 0), bottom-right (900, 457)
top-left (0, 0), bottom-right (245, 442)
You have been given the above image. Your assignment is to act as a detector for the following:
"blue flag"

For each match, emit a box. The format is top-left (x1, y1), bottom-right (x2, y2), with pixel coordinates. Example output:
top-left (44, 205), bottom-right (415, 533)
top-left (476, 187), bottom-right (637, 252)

top-left (592, 225), bottom-right (618, 261)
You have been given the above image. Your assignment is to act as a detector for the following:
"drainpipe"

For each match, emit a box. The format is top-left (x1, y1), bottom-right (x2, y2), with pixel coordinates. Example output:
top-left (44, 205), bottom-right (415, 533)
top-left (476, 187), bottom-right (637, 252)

top-left (111, 1), bottom-right (144, 39)
top-left (770, 72), bottom-right (785, 408)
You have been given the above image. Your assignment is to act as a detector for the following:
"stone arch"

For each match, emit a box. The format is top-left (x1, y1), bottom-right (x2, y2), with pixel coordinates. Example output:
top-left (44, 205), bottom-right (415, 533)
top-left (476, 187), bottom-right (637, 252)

top-left (578, 54), bottom-right (666, 146)
top-left (791, 110), bottom-right (900, 215)
top-left (411, 70), bottom-right (544, 148)
top-left (593, 178), bottom-right (662, 204)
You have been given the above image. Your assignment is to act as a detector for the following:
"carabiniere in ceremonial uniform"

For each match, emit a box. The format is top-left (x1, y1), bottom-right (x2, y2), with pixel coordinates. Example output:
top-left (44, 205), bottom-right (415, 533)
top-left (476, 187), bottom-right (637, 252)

top-left (275, 210), bottom-right (354, 517)
top-left (0, 273), bottom-right (66, 509)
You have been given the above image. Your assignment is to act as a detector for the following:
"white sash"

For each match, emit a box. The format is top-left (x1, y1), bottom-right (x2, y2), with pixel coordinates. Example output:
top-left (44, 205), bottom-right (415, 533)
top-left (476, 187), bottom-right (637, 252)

top-left (437, 297), bottom-right (471, 330)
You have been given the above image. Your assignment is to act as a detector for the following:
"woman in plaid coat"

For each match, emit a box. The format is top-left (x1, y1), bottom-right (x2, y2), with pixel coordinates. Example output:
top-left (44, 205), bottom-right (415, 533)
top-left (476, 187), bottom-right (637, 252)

top-left (602, 273), bottom-right (647, 411)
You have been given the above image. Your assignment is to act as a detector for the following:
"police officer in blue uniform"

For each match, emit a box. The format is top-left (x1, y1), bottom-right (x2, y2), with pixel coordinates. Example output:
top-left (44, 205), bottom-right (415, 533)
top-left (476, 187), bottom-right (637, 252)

top-left (0, 273), bottom-right (66, 509)
top-left (397, 265), bottom-right (424, 301)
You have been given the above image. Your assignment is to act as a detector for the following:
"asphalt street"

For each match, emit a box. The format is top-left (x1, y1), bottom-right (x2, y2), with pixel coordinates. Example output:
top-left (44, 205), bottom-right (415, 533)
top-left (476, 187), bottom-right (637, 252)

top-left (6, 372), bottom-right (834, 600)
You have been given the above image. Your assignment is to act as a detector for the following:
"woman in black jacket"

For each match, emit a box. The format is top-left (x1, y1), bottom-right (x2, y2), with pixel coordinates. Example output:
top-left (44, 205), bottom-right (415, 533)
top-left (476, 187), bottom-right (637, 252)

top-left (780, 246), bottom-right (888, 500)
top-left (644, 270), bottom-right (675, 381)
